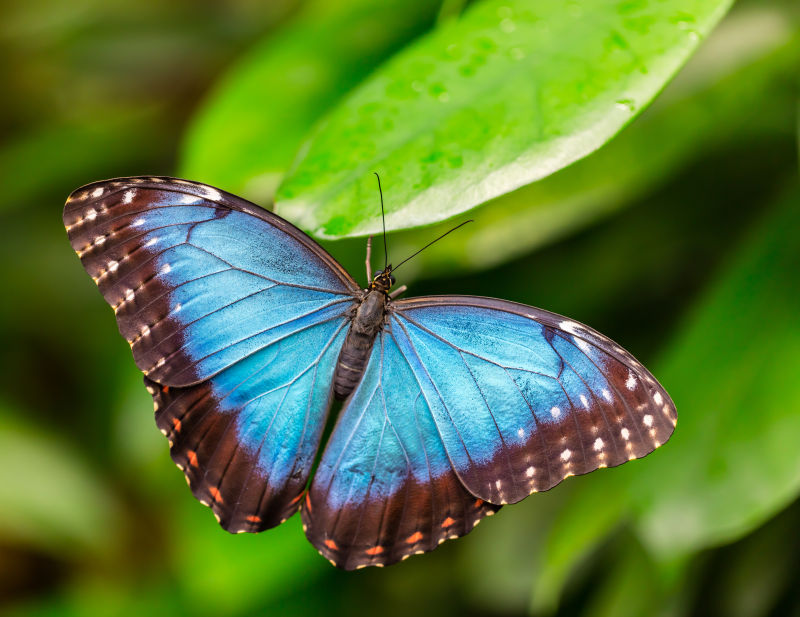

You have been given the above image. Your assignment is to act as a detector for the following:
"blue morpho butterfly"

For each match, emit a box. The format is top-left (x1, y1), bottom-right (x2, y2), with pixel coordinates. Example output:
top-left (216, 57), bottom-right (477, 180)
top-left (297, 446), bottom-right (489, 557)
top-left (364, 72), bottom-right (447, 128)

top-left (63, 176), bottom-right (676, 570)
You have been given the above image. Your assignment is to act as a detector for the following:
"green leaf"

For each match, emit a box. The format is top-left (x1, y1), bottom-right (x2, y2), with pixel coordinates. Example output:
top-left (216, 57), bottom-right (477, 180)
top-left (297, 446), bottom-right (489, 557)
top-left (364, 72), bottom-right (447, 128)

top-left (276, 0), bottom-right (733, 238)
top-left (179, 0), bottom-right (442, 202)
top-left (631, 185), bottom-right (800, 558)
top-left (388, 6), bottom-right (800, 279)
top-left (0, 406), bottom-right (122, 558)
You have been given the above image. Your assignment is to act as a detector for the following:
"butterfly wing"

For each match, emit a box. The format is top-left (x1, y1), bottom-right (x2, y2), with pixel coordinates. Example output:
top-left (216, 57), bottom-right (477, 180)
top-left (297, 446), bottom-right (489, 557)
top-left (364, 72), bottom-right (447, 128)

top-left (303, 331), bottom-right (501, 570)
top-left (64, 177), bottom-right (358, 529)
top-left (304, 295), bottom-right (675, 568)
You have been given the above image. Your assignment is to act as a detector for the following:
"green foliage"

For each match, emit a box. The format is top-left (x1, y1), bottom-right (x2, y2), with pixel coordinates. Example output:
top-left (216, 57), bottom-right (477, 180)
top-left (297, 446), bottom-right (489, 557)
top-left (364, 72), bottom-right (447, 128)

top-left (274, 0), bottom-right (733, 238)
top-left (1, 0), bottom-right (799, 615)
top-left (388, 6), bottom-right (800, 278)
top-left (0, 408), bottom-right (122, 558)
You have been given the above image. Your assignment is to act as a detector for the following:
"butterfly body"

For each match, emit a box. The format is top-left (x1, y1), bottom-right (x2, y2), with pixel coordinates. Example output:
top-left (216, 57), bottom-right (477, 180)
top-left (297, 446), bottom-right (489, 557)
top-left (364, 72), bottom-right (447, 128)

top-left (64, 176), bottom-right (676, 570)
top-left (334, 286), bottom-right (388, 399)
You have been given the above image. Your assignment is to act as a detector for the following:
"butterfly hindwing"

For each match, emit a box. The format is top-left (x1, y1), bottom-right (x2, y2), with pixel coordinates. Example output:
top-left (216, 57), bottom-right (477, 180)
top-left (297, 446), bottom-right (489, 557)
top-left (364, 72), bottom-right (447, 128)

top-left (304, 332), bottom-right (501, 570)
top-left (148, 313), bottom-right (348, 531)
top-left (64, 177), bottom-right (358, 530)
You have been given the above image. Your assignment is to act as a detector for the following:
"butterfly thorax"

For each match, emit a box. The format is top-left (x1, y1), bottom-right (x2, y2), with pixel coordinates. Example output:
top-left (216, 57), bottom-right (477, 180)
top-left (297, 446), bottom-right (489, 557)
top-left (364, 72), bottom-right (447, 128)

top-left (333, 285), bottom-right (389, 400)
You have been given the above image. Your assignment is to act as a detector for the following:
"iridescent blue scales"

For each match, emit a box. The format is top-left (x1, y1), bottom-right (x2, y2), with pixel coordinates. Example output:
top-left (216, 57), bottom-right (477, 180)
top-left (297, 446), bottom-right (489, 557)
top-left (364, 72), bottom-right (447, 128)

top-left (64, 177), bottom-right (677, 570)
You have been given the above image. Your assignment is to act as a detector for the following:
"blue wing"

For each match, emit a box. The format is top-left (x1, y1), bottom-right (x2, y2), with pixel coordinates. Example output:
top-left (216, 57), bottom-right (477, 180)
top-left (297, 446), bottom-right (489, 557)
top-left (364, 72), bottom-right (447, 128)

top-left (304, 295), bottom-right (675, 568)
top-left (64, 177), bottom-right (358, 530)
top-left (303, 331), bottom-right (500, 570)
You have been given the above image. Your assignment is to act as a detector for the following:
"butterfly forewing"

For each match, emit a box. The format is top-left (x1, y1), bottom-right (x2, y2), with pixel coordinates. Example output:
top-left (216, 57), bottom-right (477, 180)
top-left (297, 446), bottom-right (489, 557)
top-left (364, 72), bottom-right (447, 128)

top-left (63, 177), bottom-right (358, 386)
top-left (389, 296), bottom-right (676, 505)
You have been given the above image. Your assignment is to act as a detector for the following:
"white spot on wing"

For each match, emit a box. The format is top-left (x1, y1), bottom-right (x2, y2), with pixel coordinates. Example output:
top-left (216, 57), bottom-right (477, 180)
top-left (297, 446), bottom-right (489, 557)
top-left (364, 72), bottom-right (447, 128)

top-left (86, 208), bottom-right (97, 221)
top-left (526, 466), bottom-right (535, 477)
top-left (517, 427), bottom-right (525, 438)
top-left (654, 392), bottom-right (663, 405)
top-left (559, 320), bottom-right (582, 335)
top-left (132, 217), bottom-right (146, 227)
top-left (643, 414), bottom-right (653, 427)
top-left (550, 406), bottom-right (561, 418)
top-left (201, 185), bottom-right (222, 201)
top-left (122, 190), bottom-right (135, 204)
top-left (574, 336), bottom-right (591, 352)
top-left (91, 187), bottom-right (104, 198)
top-left (180, 193), bottom-right (201, 204)
top-left (621, 427), bottom-right (630, 440)
top-left (626, 372), bottom-right (636, 390)
top-left (125, 288), bottom-right (135, 302)
top-left (108, 260), bottom-right (118, 273)
top-left (593, 438), bottom-right (604, 451)
top-left (160, 263), bottom-right (171, 274)
top-left (560, 449), bottom-right (571, 461)
top-left (580, 395), bottom-right (589, 409)
top-left (602, 389), bottom-right (612, 402)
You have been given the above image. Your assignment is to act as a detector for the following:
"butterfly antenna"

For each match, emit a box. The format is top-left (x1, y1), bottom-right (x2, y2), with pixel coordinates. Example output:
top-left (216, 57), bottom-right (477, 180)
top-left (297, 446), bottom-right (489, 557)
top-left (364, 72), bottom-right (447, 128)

top-left (393, 220), bottom-right (473, 271)
top-left (374, 173), bottom-right (388, 270)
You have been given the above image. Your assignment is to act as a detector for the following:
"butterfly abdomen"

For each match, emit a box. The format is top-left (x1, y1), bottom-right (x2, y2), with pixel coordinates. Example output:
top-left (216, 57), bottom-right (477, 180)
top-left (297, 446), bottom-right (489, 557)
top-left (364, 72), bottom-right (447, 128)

top-left (334, 291), bottom-right (387, 400)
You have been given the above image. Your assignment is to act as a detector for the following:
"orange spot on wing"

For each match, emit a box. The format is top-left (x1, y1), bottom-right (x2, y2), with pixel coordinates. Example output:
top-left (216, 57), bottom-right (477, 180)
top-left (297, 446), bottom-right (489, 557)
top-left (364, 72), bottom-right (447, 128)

top-left (171, 417), bottom-right (181, 432)
top-left (187, 450), bottom-right (198, 467)
top-left (365, 546), bottom-right (384, 556)
top-left (209, 486), bottom-right (223, 503)
top-left (161, 386), bottom-right (169, 393)
top-left (474, 499), bottom-right (484, 508)
top-left (405, 531), bottom-right (424, 544)
top-left (304, 493), bottom-right (312, 512)
top-left (441, 516), bottom-right (456, 528)
top-left (324, 539), bottom-right (338, 551)
top-left (245, 515), bottom-right (261, 524)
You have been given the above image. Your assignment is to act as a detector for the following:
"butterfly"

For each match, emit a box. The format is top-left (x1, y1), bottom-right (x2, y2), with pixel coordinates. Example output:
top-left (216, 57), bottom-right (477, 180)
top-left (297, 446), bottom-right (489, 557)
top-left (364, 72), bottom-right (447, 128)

top-left (63, 176), bottom-right (676, 570)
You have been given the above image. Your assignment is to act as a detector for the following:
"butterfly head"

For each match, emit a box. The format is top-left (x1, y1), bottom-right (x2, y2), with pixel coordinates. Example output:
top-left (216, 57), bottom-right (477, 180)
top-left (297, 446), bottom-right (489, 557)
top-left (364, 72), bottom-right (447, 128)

top-left (369, 267), bottom-right (395, 294)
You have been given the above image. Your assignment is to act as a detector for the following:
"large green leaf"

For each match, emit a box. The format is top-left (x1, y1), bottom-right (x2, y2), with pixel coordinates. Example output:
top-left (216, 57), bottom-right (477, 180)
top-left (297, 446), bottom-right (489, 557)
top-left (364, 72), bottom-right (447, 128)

top-left (179, 0), bottom-right (441, 201)
top-left (276, 0), bottom-right (733, 238)
top-left (387, 5), bottom-right (799, 279)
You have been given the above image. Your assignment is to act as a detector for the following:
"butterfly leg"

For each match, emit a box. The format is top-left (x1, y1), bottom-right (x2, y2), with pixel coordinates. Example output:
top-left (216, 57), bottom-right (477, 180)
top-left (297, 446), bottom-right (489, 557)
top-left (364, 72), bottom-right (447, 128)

top-left (389, 285), bottom-right (407, 299)
top-left (365, 236), bottom-right (373, 285)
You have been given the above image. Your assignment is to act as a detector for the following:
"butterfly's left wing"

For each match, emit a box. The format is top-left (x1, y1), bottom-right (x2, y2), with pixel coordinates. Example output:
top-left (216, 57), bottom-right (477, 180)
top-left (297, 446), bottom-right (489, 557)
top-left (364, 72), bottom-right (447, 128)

top-left (64, 177), bottom-right (358, 531)
top-left (304, 295), bottom-right (675, 569)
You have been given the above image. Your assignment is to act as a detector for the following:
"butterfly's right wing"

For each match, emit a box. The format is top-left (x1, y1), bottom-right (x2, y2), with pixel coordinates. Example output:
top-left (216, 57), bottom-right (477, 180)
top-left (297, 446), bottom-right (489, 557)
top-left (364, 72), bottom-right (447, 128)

top-left (303, 296), bottom-right (675, 569)
top-left (64, 177), bottom-right (359, 530)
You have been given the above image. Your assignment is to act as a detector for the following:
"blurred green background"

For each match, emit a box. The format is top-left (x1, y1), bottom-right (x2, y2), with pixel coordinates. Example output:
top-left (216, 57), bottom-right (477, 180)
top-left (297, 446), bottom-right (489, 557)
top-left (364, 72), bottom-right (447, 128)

top-left (1, 0), bottom-right (798, 615)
